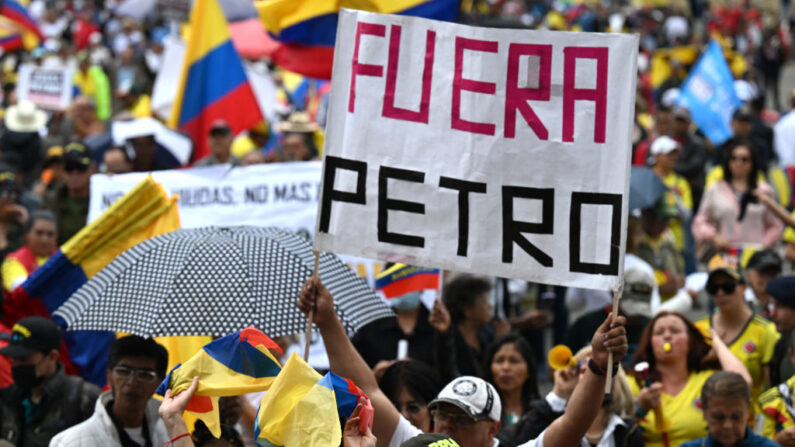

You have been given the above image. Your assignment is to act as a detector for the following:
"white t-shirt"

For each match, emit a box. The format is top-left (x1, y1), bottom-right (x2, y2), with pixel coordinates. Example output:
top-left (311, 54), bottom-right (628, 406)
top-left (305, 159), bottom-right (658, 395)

top-left (388, 415), bottom-right (500, 447)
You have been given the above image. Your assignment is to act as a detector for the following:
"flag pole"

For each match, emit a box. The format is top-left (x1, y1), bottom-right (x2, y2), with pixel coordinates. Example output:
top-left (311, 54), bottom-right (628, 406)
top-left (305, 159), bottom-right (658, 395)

top-left (304, 251), bottom-right (320, 361)
top-left (605, 286), bottom-right (621, 393)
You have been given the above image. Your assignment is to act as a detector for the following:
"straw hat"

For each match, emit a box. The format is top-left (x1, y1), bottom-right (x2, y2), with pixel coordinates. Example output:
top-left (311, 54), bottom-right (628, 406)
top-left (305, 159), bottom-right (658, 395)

top-left (4, 100), bottom-right (46, 133)
top-left (278, 111), bottom-right (318, 134)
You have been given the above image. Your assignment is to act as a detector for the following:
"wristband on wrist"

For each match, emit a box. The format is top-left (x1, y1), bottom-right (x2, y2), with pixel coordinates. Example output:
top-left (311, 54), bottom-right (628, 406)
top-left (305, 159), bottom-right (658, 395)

top-left (587, 358), bottom-right (619, 377)
top-left (161, 433), bottom-right (190, 447)
top-left (635, 403), bottom-right (649, 418)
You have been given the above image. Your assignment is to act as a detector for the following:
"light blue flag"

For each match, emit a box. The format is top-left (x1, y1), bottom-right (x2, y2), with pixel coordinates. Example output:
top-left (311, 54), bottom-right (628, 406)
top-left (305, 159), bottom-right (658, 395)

top-left (676, 41), bottom-right (742, 146)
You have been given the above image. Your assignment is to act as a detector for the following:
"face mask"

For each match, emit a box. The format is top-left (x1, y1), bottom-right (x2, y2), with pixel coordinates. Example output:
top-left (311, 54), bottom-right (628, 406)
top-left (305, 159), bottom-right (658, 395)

top-left (12, 364), bottom-right (44, 390)
top-left (390, 292), bottom-right (422, 311)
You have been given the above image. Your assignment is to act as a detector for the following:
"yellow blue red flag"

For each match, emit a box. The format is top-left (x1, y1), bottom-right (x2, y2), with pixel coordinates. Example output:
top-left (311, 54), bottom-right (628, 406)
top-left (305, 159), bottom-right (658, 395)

top-left (4, 177), bottom-right (181, 385)
top-left (169, 0), bottom-right (263, 162)
top-left (255, 352), bottom-right (367, 447)
top-left (256, 0), bottom-right (460, 78)
top-left (375, 263), bottom-right (440, 299)
top-left (157, 326), bottom-right (283, 437)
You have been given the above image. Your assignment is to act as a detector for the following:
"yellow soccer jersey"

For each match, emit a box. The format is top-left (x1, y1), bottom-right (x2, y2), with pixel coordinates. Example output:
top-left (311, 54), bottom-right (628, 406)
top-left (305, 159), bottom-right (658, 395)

top-left (695, 315), bottom-right (780, 421)
top-left (759, 374), bottom-right (795, 439)
top-left (661, 171), bottom-right (692, 252)
top-left (629, 369), bottom-right (713, 447)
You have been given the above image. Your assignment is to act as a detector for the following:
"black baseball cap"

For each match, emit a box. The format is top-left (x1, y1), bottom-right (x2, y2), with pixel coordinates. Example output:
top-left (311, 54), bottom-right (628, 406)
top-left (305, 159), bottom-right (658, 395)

top-left (745, 250), bottom-right (782, 274)
top-left (63, 142), bottom-right (92, 167)
top-left (0, 317), bottom-right (61, 357)
top-left (766, 276), bottom-right (795, 309)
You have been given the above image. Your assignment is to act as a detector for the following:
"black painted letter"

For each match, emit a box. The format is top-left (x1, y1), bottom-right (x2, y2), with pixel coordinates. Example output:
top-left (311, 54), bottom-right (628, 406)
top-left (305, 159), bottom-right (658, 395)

top-left (569, 192), bottom-right (621, 274)
top-left (378, 166), bottom-right (426, 247)
top-left (439, 177), bottom-right (487, 256)
top-left (502, 186), bottom-right (554, 266)
top-left (318, 156), bottom-right (367, 233)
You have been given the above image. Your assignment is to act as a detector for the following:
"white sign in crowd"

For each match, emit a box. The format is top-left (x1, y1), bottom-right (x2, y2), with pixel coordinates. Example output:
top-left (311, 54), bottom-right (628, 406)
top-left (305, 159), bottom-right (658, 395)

top-left (89, 162), bottom-right (322, 236)
top-left (315, 10), bottom-right (639, 291)
top-left (16, 63), bottom-right (74, 110)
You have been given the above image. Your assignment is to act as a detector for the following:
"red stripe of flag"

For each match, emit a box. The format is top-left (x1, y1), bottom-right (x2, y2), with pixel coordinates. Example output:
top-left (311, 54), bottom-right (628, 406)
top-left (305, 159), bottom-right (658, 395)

top-left (179, 82), bottom-right (262, 162)
top-left (380, 272), bottom-right (439, 299)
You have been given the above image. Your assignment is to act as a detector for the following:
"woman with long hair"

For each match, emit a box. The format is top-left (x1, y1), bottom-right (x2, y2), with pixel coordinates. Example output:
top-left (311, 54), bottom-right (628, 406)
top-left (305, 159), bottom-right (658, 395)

top-left (630, 311), bottom-right (751, 447)
top-left (692, 140), bottom-right (783, 257)
top-left (484, 334), bottom-right (540, 431)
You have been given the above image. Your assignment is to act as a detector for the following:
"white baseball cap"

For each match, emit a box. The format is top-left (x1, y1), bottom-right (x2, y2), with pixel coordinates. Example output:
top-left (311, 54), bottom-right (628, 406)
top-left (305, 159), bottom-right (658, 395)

top-left (650, 135), bottom-right (679, 155)
top-left (428, 376), bottom-right (501, 422)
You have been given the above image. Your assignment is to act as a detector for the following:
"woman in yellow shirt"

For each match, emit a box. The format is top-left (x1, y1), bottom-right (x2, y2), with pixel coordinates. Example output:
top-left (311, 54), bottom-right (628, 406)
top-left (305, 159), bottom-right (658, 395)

top-left (630, 311), bottom-right (752, 447)
top-left (694, 258), bottom-right (780, 427)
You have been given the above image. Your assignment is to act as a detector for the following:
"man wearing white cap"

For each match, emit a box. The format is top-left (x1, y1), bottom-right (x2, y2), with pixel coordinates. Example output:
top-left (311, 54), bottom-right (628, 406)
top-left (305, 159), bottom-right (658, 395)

top-left (297, 278), bottom-right (628, 447)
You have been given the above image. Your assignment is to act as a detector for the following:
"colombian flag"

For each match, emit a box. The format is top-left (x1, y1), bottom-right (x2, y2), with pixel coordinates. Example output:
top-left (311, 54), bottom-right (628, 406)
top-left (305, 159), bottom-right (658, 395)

top-left (255, 353), bottom-right (368, 447)
top-left (256, 0), bottom-right (460, 79)
top-left (3, 177), bottom-right (186, 386)
top-left (156, 327), bottom-right (283, 437)
top-left (375, 263), bottom-right (440, 299)
top-left (169, 0), bottom-right (263, 162)
top-left (0, 0), bottom-right (42, 45)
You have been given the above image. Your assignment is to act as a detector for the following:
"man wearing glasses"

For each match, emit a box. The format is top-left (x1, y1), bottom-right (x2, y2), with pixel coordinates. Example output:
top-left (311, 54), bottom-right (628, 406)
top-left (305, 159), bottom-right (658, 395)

top-left (51, 335), bottom-right (170, 446)
top-left (0, 317), bottom-right (101, 446)
top-left (41, 142), bottom-right (95, 245)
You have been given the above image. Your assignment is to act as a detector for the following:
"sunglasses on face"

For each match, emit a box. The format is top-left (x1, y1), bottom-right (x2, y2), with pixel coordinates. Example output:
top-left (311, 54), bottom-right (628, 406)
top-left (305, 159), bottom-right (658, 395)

top-left (706, 280), bottom-right (737, 295)
top-left (730, 156), bottom-right (750, 163)
top-left (112, 365), bottom-right (158, 383)
top-left (65, 163), bottom-right (88, 173)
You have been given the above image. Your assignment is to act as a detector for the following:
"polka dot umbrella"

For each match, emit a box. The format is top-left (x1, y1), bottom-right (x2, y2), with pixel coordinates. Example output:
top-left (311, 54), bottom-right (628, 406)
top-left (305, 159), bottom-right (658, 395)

top-left (54, 226), bottom-right (393, 338)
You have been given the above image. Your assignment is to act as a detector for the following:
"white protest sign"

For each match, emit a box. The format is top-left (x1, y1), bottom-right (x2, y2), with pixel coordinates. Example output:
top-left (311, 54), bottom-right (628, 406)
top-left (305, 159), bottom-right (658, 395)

top-left (89, 163), bottom-right (322, 236)
top-left (16, 63), bottom-right (74, 110)
top-left (315, 10), bottom-right (638, 290)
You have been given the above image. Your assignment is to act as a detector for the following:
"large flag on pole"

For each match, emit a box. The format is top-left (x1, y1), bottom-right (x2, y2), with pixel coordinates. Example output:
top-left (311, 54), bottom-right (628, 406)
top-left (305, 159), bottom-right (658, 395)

top-left (256, 0), bottom-right (460, 79)
top-left (3, 177), bottom-right (189, 385)
top-left (169, 0), bottom-right (263, 162)
top-left (676, 40), bottom-right (742, 146)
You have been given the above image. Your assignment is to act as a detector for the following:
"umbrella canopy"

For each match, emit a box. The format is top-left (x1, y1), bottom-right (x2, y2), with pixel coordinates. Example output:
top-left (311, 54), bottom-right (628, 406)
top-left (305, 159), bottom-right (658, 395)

top-left (54, 227), bottom-right (393, 338)
top-left (630, 166), bottom-right (668, 212)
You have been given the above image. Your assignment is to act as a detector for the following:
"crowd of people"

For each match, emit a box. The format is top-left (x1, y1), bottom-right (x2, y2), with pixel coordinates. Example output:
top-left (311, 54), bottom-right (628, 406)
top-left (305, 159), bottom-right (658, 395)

top-left (0, 0), bottom-right (791, 446)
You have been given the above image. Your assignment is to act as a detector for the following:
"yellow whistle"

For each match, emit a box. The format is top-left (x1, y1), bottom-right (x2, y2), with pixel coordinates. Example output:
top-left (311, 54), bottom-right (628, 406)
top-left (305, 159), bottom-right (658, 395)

top-left (663, 343), bottom-right (672, 352)
top-left (548, 345), bottom-right (578, 370)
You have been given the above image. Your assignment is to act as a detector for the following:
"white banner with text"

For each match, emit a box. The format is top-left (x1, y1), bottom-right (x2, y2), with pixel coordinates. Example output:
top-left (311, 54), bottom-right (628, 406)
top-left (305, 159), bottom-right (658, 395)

top-left (314, 10), bottom-right (639, 290)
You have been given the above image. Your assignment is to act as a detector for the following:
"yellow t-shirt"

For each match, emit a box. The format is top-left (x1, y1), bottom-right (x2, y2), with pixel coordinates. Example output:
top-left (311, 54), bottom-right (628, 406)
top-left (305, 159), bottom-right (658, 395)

top-left (1, 255), bottom-right (49, 292)
top-left (630, 369), bottom-right (713, 447)
top-left (661, 171), bottom-right (692, 252)
top-left (695, 315), bottom-right (780, 421)
top-left (759, 374), bottom-right (795, 439)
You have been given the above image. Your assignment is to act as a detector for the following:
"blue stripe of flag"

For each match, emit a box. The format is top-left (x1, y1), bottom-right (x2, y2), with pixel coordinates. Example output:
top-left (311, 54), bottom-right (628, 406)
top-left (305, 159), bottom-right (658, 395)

top-left (178, 40), bottom-right (248, 127)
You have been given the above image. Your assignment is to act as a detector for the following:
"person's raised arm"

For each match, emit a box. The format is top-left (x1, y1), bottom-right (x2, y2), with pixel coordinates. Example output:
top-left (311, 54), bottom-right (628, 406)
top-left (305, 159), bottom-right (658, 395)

top-left (710, 328), bottom-right (752, 385)
top-left (534, 314), bottom-right (627, 446)
top-left (158, 376), bottom-right (198, 447)
top-left (297, 277), bottom-right (401, 447)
